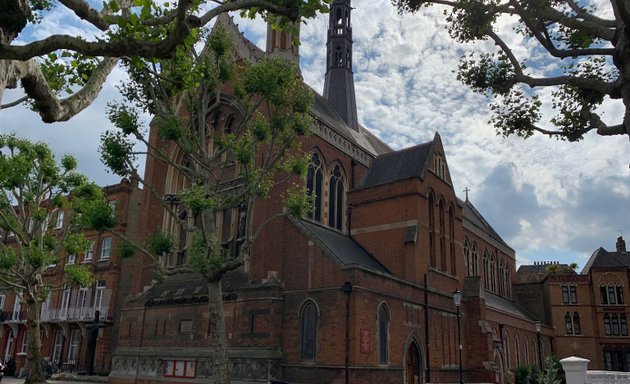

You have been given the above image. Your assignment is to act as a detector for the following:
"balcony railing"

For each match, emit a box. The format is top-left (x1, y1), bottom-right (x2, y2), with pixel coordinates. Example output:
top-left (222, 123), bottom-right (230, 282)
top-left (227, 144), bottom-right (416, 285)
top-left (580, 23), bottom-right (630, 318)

top-left (41, 291), bottom-right (111, 322)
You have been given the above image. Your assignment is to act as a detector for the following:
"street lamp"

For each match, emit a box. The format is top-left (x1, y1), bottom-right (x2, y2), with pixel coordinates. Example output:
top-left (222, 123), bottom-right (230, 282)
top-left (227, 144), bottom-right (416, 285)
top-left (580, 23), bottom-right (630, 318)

top-left (535, 321), bottom-right (543, 369)
top-left (453, 289), bottom-right (463, 384)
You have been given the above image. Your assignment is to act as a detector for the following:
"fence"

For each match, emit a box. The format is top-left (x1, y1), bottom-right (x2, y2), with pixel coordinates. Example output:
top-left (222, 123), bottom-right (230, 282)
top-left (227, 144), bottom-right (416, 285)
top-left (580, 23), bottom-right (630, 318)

top-left (560, 356), bottom-right (630, 384)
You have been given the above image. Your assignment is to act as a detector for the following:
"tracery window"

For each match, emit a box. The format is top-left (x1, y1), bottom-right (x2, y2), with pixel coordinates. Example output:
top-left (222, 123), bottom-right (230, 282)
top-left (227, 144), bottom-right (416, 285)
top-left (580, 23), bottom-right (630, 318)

top-left (463, 237), bottom-right (470, 276)
top-left (471, 241), bottom-right (478, 276)
top-left (449, 205), bottom-right (456, 275)
top-left (600, 284), bottom-right (624, 305)
top-left (428, 193), bottom-right (436, 267)
top-left (604, 313), bottom-right (628, 336)
top-left (378, 303), bottom-right (389, 364)
top-left (439, 199), bottom-right (446, 271)
top-left (565, 312), bottom-right (582, 335)
top-left (328, 164), bottom-right (345, 231)
top-left (483, 251), bottom-right (489, 289)
top-left (306, 153), bottom-right (324, 223)
top-left (300, 301), bottom-right (318, 361)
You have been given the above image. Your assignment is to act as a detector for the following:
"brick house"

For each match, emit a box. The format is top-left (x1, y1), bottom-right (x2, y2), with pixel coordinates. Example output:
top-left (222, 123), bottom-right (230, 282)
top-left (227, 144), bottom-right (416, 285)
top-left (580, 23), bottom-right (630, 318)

top-left (0, 178), bottom-right (143, 376)
top-left (109, 2), bottom-right (553, 383)
top-left (517, 236), bottom-right (630, 372)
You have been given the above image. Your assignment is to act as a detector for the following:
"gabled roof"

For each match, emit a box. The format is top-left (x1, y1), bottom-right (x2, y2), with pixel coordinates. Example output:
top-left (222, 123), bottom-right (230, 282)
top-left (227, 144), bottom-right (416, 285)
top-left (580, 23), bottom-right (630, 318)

top-left (359, 138), bottom-right (435, 188)
top-left (293, 218), bottom-right (390, 274)
top-left (461, 198), bottom-right (513, 252)
top-left (582, 247), bottom-right (630, 274)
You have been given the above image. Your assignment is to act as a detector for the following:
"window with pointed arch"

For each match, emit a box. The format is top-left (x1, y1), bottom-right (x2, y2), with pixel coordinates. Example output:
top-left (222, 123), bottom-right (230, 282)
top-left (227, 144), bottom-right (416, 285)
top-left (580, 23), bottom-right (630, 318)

top-left (565, 312), bottom-right (582, 335)
top-left (378, 303), bottom-right (390, 364)
top-left (163, 156), bottom-right (192, 268)
top-left (503, 330), bottom-right (510, 369)
top-left (328, 163), bottom-right (346, 231)
top-left (428, 193), bottom-right (436, 267)
top-left (498, 261), bottom-right (504, 296)
top-left (306, 152), bottom-right (324, 223)
top-left (490, 253), bottom-right (497, 292)
top-left (524, 336), bottom-right (529, 365)
top-left (515, 335), bottom-right (521, 366)
top-left (482, 249), bottom-right (490, 289)
top-left (463, 237), bottom-right (470, 276)
top-left (300, 300), bottom-right (318, 362)
top-left (471, 241), bottom-right (478, 276)
top-left (449, 205), bottom-right (456, 275)
top-left (439, 199), bottom-right (446, 271)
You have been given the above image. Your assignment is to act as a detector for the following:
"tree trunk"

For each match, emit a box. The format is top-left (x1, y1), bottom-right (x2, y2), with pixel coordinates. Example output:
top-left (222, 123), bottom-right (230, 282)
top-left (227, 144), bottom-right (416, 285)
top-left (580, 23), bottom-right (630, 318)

top-left (207, 279), bottom-right (230, 384)
top-left (0, 0), bottom-right (28, 106)
top-left (24, 295), bottom-right (46, 384)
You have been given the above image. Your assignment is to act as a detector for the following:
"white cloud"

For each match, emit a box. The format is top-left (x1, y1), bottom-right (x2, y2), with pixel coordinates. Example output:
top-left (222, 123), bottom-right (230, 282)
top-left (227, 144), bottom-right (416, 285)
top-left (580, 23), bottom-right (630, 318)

top-left (1, 0), bottom-right (628, 268)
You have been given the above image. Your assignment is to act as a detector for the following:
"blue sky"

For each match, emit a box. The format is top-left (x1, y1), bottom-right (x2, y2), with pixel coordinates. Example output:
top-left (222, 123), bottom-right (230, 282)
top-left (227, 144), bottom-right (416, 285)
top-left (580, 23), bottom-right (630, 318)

top-left (1, 0), bottom-right (629, 271)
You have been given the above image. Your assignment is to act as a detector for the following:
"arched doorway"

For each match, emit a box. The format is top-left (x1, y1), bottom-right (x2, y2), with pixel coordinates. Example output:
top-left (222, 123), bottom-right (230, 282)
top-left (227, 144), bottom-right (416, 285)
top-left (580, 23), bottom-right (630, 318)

top-left (405, 342), bottom-right (422, 384)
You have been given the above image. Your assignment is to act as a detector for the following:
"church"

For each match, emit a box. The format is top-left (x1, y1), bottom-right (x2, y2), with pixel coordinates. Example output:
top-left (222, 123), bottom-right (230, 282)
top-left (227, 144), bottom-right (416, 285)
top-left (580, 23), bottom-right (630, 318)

top-left (108, 1), bottom-right (552, 383)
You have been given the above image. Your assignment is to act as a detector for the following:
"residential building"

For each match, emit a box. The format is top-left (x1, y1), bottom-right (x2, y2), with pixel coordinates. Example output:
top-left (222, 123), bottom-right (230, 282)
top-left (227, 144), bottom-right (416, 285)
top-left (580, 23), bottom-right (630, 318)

top-left (0, 178), bottom-right (143, 375)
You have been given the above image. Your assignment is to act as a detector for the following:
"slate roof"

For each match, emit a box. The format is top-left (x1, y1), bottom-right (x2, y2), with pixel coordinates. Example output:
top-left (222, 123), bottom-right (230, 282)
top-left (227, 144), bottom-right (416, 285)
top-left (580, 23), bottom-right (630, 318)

top-left (360, 140), bottom-right (434, 188)
top-left (293, 218), bottom-right (390, 274)
top-left (137, 273), bottom-right (208, 307)
top-left (312, 93), bottom-right (391, 157)
top-left (484, 292), bottom-right (535, 320)
top-left (582, 247), bottom-right (630, 274)
top-left (461, 198), bottom-right (513, 252)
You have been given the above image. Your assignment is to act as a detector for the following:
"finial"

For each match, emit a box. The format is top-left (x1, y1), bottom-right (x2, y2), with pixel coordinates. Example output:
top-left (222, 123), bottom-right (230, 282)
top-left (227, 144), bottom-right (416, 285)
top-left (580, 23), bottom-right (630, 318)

top-left (463, 187), bottom-right (471, 201)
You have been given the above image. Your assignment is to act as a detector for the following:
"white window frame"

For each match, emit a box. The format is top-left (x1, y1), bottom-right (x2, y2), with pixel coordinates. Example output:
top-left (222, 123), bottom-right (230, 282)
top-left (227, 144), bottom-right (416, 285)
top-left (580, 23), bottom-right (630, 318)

top-left (67, 254), bottom-right (76, 265)
top-left (19, 331), bottom-right (28, 354)
top-left (100, 237), bottom-right (112, 261)
top-left (67, 329), bottom-right (81, 363)
top-left (52, 331), bottom-right (63, 364)
top-left (12, 294), bottom-right (22, 321)
top-left (54, 211), bottom-right (64, 229)
top-left (94, 280), bottom-right (106, 316)
top-left (77, 287), bottom-right (88, 319)
top-left (60, 288), bottom-right (71, 319)
top-left (0, 292), bottom-right (5, 311)
top-left (83, 241), bottom-right (94, 263)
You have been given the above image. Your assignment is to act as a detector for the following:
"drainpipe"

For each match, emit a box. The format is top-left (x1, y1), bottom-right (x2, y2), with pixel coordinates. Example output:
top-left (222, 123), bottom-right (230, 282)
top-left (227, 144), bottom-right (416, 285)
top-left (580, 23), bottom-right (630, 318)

top-left (424, 274), bottom-right (430, 383)
top-left (342, 281), bottom-right (353, 384)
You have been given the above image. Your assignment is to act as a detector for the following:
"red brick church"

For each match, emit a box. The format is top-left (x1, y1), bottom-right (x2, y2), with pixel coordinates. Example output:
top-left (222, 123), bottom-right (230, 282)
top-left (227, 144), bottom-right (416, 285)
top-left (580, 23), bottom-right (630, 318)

top-left (109, 1), bottom-right (553, 383)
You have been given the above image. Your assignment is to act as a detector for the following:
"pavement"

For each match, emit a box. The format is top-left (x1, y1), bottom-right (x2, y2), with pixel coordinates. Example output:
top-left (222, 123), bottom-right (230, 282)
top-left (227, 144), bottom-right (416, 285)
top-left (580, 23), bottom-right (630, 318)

top-left (1, 377), bottom-right (103, 384)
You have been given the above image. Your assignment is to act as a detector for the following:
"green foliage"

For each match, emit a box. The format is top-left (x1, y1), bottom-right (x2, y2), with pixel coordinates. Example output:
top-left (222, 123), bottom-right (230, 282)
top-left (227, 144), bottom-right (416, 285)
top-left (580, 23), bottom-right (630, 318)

top-left (107, 103), bottom-right (141, 135)
top-left (490, 90), bottom-right (542, 139)
top-left (64, 264), bottom-right (93, 287)
top-left (147, 231), bottom-right (174, 255)
top-left (515, 365), bottom-right (540, 384)
top-left (188, 231), bottom-right (223, 275)
top-left (458, 52), bottom-right (515, 96)
top-left (445, 0), bottom-right (499, 42)
top-left (117, 241), bottom-right (136, 259)
top-left (284, 183), bottom-right (313, 218)
top-left (63, 233), bottom-right (89, 255)
top-left (73, 184), bottom-right (115, 231)
top-left (539, 356), bottom-right (565, 384)
top-left (40, 51), bottom-right (99, 95)
top-left (180, 186), bottom-right (216, 215)
top-left (99, 130), bottom-right (137, 177)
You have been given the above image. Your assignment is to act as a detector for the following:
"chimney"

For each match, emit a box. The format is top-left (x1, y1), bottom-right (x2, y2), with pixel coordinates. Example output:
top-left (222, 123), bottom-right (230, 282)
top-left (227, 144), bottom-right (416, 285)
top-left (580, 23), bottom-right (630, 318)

top-left (617, 236), bottom-right (627, 253)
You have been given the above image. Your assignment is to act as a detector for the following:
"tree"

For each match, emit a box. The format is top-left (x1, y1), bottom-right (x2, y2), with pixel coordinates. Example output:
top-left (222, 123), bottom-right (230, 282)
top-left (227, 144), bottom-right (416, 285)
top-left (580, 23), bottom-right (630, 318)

top-left (392, 0), bottom-right (630, 141)
top-left (0, 0), bottom-right (328, 123)
top-left (0, 134), bottom-right (108, 384)
top-left (99, 25), bottom-right (313, 384)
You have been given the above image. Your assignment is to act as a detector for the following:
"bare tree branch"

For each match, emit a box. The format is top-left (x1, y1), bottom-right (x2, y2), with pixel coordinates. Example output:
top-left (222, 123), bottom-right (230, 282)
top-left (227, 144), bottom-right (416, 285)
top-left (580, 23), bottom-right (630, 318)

top-left (0, 94), bottom-right (28, 109)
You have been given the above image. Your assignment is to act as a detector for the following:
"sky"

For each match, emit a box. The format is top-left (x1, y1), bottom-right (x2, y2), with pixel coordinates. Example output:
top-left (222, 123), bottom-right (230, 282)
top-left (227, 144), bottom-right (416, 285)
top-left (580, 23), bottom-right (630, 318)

top-left (1, 0), bottom-right (629, 271)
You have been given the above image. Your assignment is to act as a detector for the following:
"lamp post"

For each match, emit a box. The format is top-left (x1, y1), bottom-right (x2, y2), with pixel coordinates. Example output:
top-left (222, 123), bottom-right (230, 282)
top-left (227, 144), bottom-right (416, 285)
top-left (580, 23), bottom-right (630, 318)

top-left (453, 289), bottom-right (463, 384)
top-left (535, 321), bottom-right (543, 370)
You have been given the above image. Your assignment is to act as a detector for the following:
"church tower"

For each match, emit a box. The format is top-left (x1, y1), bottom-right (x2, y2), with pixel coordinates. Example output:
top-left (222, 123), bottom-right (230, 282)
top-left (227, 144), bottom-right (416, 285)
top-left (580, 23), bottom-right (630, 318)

top-left (266, 19), bottom-right (300, 64)
top-left (323, 0), bottom-right (359, 131)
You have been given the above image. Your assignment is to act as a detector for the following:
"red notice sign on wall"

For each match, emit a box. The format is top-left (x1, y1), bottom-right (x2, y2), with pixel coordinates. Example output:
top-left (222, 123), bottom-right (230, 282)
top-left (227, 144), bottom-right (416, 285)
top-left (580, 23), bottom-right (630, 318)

top-left (360, 329), bottom-right (371, 354)
top-left (163, 359), bottom-right (196, 378)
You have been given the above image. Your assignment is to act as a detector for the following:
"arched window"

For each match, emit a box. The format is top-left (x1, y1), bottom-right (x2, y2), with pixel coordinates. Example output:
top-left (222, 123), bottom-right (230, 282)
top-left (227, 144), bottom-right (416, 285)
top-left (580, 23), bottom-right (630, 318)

top-left (449, 205), bottom-right (456, 275)
top-left (490, 253), bottom-right (496, 292)
top-left (300, 301), bottom-right (318, 361)
top-left (471, 242), bottom-right (478, 276)
top-left (211, 109), bottom-right (221, 129)
top-left (439, 199), bottom-right (446, 271)
top-left (498, 261), bottom-right (504, 296)
top-left (428, 193), bottom-right (436, 267)
top-left (515, 335), bottom-right (521, 366)
top-left (573, 312), bottom-right (581, 335)
top-left (483, 251), bottom-right (489, 289)
top-left (565, 312), bottom-right (574, 334)
top-left (524, 336), bottom-right (529, 364)
top-left (463, 237), bottom-right (470, 276)
top-left (224, 114), bottom-right (235, 135)
top-left (328, 164), bottom-right (345, 231)
top-left (503, 331), bottom-right (510, 369)
top-left (378, 304), bottom-right (389, 364)
top-left (306, 153), bottom-right (324, 222)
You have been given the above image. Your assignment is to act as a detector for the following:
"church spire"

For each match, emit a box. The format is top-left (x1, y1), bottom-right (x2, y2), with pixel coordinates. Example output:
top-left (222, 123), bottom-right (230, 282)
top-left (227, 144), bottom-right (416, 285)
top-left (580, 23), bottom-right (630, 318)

top-left (323, 0), bottom-right (359, 131)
